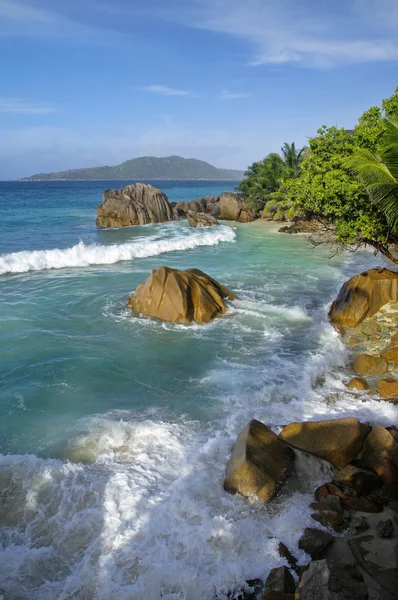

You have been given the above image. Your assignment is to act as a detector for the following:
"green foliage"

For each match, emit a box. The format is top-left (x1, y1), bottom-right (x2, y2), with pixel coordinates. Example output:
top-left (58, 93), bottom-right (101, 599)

top-left (284, 87), bottom-right (398, 258)
top-left (347, 118), bottom-right (398, 229)
top-left (237, 142), bottom-right (306, 211)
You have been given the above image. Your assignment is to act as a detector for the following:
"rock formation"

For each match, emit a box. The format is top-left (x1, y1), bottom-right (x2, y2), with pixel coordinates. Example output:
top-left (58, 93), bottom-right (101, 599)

top-left (329, 268), bottom-right (398, 328)
top-left (219, 192), bottom-right (257, 223)
top-left (223, 419), bottom-right (294, 503)
top-left (279, 417), bottom-right (369, 467)
top-left (128, 266), bottom-right (236, 324)
top-left (96, 183), bottom-right (173, 228)
top-left (186, 210), bottom-right (218, 227)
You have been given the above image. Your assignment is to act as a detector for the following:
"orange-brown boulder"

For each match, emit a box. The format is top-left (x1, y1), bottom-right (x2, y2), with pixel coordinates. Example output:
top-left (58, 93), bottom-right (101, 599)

top-left (224, 419), bottom-right (294, 503)
top-left (219, 192), bottom-right (257, 223)
top-left (279, 418), bottom-right (369, 467)
top-left (128, 266), bottom-right (236, 324)
top-left (380, 342), bottom-right (398, 364)
top-left (96, 183), bottom-right (173, 228)
top-left (346, 377), bottom-right (370, 391)
top-left (378, 378), bottom-right (398, 397)
top-left (353, 354), bottom-right (388, 376)
top-left (359, 425), bottom-right (398, 499)
top-left (329, 268), bottom-right (398, 328)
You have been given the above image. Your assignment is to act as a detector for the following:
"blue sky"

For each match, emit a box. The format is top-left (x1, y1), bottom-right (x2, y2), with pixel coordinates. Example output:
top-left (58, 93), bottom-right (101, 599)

top-left (1, 0), bottom-right (397, 179)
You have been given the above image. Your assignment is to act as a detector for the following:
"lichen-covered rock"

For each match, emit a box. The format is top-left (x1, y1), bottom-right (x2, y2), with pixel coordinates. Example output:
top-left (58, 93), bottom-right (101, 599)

top-left (224, 419), bottom-right (294, 503)
top-left (279, 418), bottom-right (369, 467)
top-left (219, 192), bottom-right (257, 223)
top-left (378, 377), bottom-right (398, 397)
top-left (295, 560), bottom-right (368, 600)
top-left (353, 353), bottom-right (388, 376)
top-left (96, 183), bottom-right (173, 228)
top-left (186, 210), bottom-right (218, 227)
top-left (346, 377), bottom-right (370, 391)
top-left (128, 266), bottom-right (236, 324)
top-left (329, 268), bottom-right (398, 328)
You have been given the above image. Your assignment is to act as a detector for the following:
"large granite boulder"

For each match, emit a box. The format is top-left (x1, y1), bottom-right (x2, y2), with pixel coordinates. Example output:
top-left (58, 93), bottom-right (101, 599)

top-left (186, 210), bottom-right (218, 228)
top-left (295, 560), bottom-right (368, 600)
top-left (96, 183), bottom-right (173, 228)
top-left (174, 196), bottom-right (220, 218)
top-left (219, 192), bottom-right (257, 223)
top-left (329, 268), bottom-right (398, 328)
top-left (353, 353), bottom-right (388, 376)
top-left (128, 266), bottom-right (236, 324)
top-left (224, 419), bottom-right (294, 503)
top-left (279, 418), bottom-right (369, 467)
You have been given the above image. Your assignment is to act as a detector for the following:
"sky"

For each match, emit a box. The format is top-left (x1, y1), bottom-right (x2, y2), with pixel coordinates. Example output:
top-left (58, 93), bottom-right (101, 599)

top-left (1, 0), bottom-right (397, 179)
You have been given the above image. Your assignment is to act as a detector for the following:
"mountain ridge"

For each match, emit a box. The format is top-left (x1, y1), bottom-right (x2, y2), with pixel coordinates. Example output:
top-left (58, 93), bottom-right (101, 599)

top-left (21, 155), bottom-right (244, 181)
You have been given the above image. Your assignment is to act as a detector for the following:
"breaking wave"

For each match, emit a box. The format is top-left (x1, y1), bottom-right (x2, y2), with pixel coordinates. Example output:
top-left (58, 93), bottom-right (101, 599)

top-left (0, 226), bottom-right (236, 275)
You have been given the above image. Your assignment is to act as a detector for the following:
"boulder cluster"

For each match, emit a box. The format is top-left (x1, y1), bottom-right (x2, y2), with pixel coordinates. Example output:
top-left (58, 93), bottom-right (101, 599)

top-left (96, 183), bottom-right (258, 229)
top-left (224, 417), bottom-right (398, 599)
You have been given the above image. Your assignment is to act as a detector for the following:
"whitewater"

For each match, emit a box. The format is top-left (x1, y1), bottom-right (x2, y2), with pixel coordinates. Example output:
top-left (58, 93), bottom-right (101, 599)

top-left (1, 180), bottom-right (397, 600)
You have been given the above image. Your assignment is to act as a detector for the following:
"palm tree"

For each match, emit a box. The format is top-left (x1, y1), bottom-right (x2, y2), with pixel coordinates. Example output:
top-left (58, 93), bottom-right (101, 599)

top-left (281, 142), bottom-right (307, 178)
top-left (347, 118), bottom-right (398, 229)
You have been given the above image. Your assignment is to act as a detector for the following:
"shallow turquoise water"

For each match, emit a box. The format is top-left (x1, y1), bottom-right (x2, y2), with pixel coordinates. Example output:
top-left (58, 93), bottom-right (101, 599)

top-left (0, 181), bottom-right (397, 600)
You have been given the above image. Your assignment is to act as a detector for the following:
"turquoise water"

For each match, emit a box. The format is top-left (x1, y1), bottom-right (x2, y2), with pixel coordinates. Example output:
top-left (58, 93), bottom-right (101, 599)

top-left (0, 181), bottom-right (397, 600)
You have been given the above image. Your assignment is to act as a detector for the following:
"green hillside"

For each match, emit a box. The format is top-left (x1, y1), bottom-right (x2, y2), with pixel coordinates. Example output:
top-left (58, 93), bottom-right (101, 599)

top-left (21, 155), bottom-right (243, 181)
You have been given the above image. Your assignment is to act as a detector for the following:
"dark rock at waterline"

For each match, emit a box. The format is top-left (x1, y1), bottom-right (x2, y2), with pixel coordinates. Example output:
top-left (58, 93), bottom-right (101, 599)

top-left (376, 518), bottom-right (394, 538)
top-left (295, 560), bottom-right (369, 600)
top-left (96, 183), bottom-right (173, 228)
top-left (278, 542), bottom-right (298, 572)
top-left (264, 566), bottom-right (296, 595)
top-left (224, 419), bottom-right (294, 504)
top-left (186, 210), bottom-right (218, 227)
top-left (314, 482), bottom-right (383, 513)
top-left (329, 268), bottom-right (398, 328)
top-left (333, 464), bottom-right (382, 496)
top-left (279, 417), bottom-right (369, 468)
top-left (298, 528), bottom-right (335, 559)
top-left (311, 510), bottom-right (348, 533)
top-left (261, 592), bottom-right (295, 600)
top-left (349, 516), bottom-right (370, 535)
top-left (359, 425), bottom-right (398, 499)
top-left (128, 266), bottom-right (236, 324)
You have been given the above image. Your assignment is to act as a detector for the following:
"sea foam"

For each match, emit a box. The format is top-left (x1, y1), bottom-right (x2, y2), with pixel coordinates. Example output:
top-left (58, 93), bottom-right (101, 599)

top-left (0, 226), bottom-right (236, 275)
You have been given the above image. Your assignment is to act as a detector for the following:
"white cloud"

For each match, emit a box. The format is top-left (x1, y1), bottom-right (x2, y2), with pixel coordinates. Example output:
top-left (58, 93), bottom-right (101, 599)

top-left (149, 0), bottom-right (398, 68)
top-left (141, 85), bottom-right (189, 96)
top-left (0, 99), bottom-right (58, 114)
top-left (221, 90), bottom-right (251, 99)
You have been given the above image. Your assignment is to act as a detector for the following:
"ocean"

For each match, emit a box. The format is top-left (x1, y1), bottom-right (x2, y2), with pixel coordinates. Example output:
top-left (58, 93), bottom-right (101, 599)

top-left (0, 180), bottom-right (397, 600)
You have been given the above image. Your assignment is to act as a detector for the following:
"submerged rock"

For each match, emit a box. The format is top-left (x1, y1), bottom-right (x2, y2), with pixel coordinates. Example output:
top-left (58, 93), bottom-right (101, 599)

top-left (279, 418), bottom-right (369, 467)
top-left (128, 266), bottom-right (236, 324)
top-left (96, 183), bottom-right (173, 228)
top-left (224, 419), bottom-right (294, 503)
top-left (219, 192), bottom-right (257, 223)
top-left (329, 268), bottom-right (398, 328)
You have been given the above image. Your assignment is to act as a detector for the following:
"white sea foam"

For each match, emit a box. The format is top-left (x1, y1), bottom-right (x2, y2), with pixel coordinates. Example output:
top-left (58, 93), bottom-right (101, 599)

top-left (0, 226), bottom-right (235, 275)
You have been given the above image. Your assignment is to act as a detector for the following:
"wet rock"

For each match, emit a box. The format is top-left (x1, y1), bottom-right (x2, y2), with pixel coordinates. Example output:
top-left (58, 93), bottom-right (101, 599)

top-left (348, 535), bottom-right (398, 597)
top-left (264, 566), bottom-right (295, 594)
top-left (329, 267), bottom-right (398, 328)
top-left (376, 518), bottom-right (394, 538)
top-left (349, 516), bottom-right (370, 535)
top-left (224, 420), bottom-right (294, 503)
top-left (128, 266), bottom-right (236, 324)
top-left (346, 377), bottom-right (370, 391)
top-left (295, 559), bottom-right (368, 600)
top-left (186, 210), bottom-right (218, 227)
top-left (278, 542), bottom-right (298, 571)
top-left (219, 192), bottom-right (257, 223)
top-left (261, 592), bottom-right (295, 600)
top-left (310, 495), bottom-right (343, 514)
top-left (380, 342), bottom-right (398, 365)
top-left (298, 528), bottom-right (334, 559)
top-left (96, 183), bottom-right (173, 228)
top-left (377, 377), bottom-right (398, 397)
top-left (311, 511), bottom-right (348, 533)
top-left (315, 482), bottom-right (383, 513)
top-left (359, 426), bottom-right (398, 499)
top-left (360, 320), bottom-right (382, 336)
top-left (279, 418), bottom-right (369, 467)
top-left (333, 465), bottom-right (382, 496)
top-left (353, 354), bottom-right (389, 376)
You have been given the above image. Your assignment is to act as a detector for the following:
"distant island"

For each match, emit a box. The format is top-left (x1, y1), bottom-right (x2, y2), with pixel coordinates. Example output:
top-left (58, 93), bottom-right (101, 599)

top-left (20, 155), bottom-right (244, 181)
